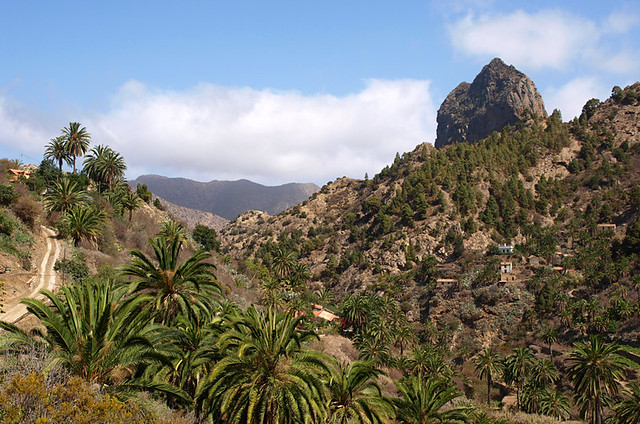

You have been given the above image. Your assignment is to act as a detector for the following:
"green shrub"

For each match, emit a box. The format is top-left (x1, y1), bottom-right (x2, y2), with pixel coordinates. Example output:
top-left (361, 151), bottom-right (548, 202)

top-left (53, 259), bottom-right (89, 283)
top-left (0, 211), bottom-right (13, 235)
top-left (0, 184), bottom-right (18, 206)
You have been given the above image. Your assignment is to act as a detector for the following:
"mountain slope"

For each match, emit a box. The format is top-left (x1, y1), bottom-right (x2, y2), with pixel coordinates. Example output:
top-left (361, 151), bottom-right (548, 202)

top-left (129, 175), bottom-right (319, 220)
top-left (220, 83), bottom-right (640, 343)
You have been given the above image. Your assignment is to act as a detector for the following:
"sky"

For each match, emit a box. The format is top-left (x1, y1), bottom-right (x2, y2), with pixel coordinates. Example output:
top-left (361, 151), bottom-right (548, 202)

top-left (0, 0), bottom-right (638, 186)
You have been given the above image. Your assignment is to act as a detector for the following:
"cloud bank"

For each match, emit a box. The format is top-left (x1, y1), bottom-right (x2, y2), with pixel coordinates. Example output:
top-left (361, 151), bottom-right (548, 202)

top-left (86, 79), bottom-right (436, 185)
top-left (448, 9), bottom-right (640, 73)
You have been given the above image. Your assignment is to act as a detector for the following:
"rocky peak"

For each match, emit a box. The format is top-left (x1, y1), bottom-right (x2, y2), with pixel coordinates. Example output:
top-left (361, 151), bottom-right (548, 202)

top-left (435, 58), bottom-right (547, 149)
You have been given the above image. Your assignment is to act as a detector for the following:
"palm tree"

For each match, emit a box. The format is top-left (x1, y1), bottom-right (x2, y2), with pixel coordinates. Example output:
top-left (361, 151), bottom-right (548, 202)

top-left (62, 204), bottom-right (106, 247)
top-left (158, 219), bottom-right (188, 244)
top-left (44, 176), bottom-right (90, 215)
top-left (62, 122), bottom-right (91, 173)
top-left (159, 312), bottom-right (227, 407)
top-left (393, 373), bottom-right (471, 424)
top-left (44, 136), bottom-right (71, 172)
top-left (531, 358), bottom-right (558, 388)
top-left (271, 246), bottom-right (298, 280)
top-left (539, 389), bottom-right (571, 420)
top-left (325, 360), bottom-right (395, 424)
top-left (474, 348), bottom-right (503, 405)
top-left (83, 144), bottom-right (109, 183)
top-left (83, 145), bottom-right (127, 191)
top-left (503, 347), bottom-right (535, 410)
top-left (567, 335), bottom-right (625, 424)
top-left (0, 279), bottom-right (174, 389)
top-left (394, 324), bottom-right (416, 357)
top-left (121, 189), bottom-right (141, 221)
top-left (540, 327), bottom-right (558, 361)
top-left (120, 237), bottom-right (221, 325)
top-left (197, 306), bottom-right (329, 423)
top-left (340, 294), bottom-right (370, 331)
top-left (614, 382), bottom-right (640, 424)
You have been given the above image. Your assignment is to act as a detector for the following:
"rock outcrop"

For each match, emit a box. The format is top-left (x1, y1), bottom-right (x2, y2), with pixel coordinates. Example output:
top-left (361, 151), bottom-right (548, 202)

top-left (435, 58), bottom-right (547, 149)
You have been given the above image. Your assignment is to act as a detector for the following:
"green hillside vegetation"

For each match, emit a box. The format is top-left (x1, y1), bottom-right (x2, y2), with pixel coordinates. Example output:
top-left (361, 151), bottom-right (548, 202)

top-left (218, 83), bottom-right (640, 422)
top-left (0, 82), bottom-right (639, 423)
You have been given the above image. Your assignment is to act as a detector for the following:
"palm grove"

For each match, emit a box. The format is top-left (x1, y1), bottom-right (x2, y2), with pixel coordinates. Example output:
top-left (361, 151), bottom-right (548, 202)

top-left (0, 105), bottom-right (636, 424)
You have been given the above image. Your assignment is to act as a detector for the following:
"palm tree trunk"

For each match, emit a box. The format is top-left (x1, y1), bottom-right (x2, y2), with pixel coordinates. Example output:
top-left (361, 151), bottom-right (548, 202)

top-left (487, 374), bottom-right (492, 405)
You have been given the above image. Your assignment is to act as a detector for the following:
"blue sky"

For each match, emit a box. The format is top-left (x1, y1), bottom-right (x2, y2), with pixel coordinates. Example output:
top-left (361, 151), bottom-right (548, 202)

top-left (1, 1), bottom-right (638, 185)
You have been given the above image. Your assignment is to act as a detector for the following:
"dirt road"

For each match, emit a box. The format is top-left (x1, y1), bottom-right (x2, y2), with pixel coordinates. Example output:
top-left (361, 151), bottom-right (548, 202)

top-left (0, 227), bottom-right (61, 323)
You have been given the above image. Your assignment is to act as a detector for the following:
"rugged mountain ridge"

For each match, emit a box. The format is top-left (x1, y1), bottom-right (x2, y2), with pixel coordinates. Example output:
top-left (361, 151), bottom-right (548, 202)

top-left (435, 58), bottom-right (547, 148)
top-left (128, 175), bottom-right (319, 220)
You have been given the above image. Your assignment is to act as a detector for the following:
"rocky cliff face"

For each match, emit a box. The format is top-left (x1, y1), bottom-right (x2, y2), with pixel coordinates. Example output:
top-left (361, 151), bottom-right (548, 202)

top-left (435, 58), bottom-right (547, 148)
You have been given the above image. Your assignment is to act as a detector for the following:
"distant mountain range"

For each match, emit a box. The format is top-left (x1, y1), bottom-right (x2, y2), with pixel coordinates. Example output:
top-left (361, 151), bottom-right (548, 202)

top-left (128, 175), bottom-right (320, 220)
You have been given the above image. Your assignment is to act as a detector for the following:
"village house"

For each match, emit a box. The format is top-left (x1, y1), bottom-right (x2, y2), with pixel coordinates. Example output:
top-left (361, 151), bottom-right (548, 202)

top-left (500, 261), bottom-right (516, 283)
top-left (311, 304), bottom-right (339, 322)
top-left (498, 244), bottom-right (514, 254)
top-left (528, 255), bottom-right (542, 266)
top-left (596, 223), bottom-right (616, 233)
top-left (7, 169), bottom-right (30, 181)
top-left (436, 278), bottom-right (456, 290)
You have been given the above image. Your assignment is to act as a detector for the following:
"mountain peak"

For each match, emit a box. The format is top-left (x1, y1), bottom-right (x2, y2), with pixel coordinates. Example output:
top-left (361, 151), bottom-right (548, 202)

top-left (435, 58), bottom-right (547, 148)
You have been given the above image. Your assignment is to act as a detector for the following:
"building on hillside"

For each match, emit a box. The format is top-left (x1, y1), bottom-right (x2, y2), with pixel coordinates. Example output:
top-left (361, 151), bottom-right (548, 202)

top-left (7, 169), bottom-right (30, 181)
top-left (597, 223), bottom-right (616, 233)
top-left (311, 304), bottom-right (339, 322)
top-left (498, 244), bottom-right (514, 254)
top-left (528, 255), bottom-right (542, 266)
top-left (436, 278), bottom-right (456, 290)
top-left (553, 251), bottom-right (574, 266)
top-left (500, 261), bottom-right (516, 282)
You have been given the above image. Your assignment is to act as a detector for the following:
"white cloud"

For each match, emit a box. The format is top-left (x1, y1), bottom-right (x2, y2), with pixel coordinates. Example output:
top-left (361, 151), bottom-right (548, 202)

top-left (87, 79), bottom-right (436, 185)
top-left (0, 96), bottom-right (53, 162)
top-left (448, 9), bottom-right (639, 74)
top-left (543, 77), bottom-right (609, 120)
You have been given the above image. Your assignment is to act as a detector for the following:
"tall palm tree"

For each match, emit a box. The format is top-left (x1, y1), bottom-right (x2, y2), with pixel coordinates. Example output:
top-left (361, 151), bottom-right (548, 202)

top-left (62, 204), bottom-right (106, 247)
top-left (44, 176), bottom-right (90, 215)
top-left (567, 335), bottom-right (625, 424)
top-left (82, 144), bottom-right (109, 183)
top-left (83, 145), bottom-right (127, 191)
top-left (503, 347), bottom-right (535, 410)
top-left (121, 189), bottom-right (141, 221)
top-left (474, 348), bottom-right (503, 405)
top-left (394, 324), bottom-right (416, 357)
top-left (120, 237), bottom-right (221, 325)
top-left (340, 294), bottom-right (370, 331)
top-left (62, 122), bottom-right (91, 173)
top-left (614, 382), bottom-right (640, 424)
top-left (540, 327), bottom-right (558, 361)
top-left (44, 136), bottom-right (71, 172)
top-left (325, 360), bottom-right (395, 424)
top-left (393, 373), bottom-right (471, 424)
top-left (197, 306), bottom-right (329, 423)
top-left (271, 246), bottom-right (298, 280)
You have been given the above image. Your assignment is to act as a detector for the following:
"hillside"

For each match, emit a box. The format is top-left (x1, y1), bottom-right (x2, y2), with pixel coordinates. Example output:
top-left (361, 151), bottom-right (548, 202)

top-left (129, 174), bottom-right (319, 220)
top-left (151, 194), bottom-right (228, 231)
top-left (220, 83), bottom-right (640, 345)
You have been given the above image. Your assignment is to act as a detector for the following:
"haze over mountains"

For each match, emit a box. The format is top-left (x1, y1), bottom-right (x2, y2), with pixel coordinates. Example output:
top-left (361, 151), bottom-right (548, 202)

top-left (128, 175), bottom-right (319, 220)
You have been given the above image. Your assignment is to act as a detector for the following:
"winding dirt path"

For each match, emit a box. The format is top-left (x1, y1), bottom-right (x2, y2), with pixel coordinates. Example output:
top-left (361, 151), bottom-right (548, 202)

top-left (0, 226), bottom-right (62, 323)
